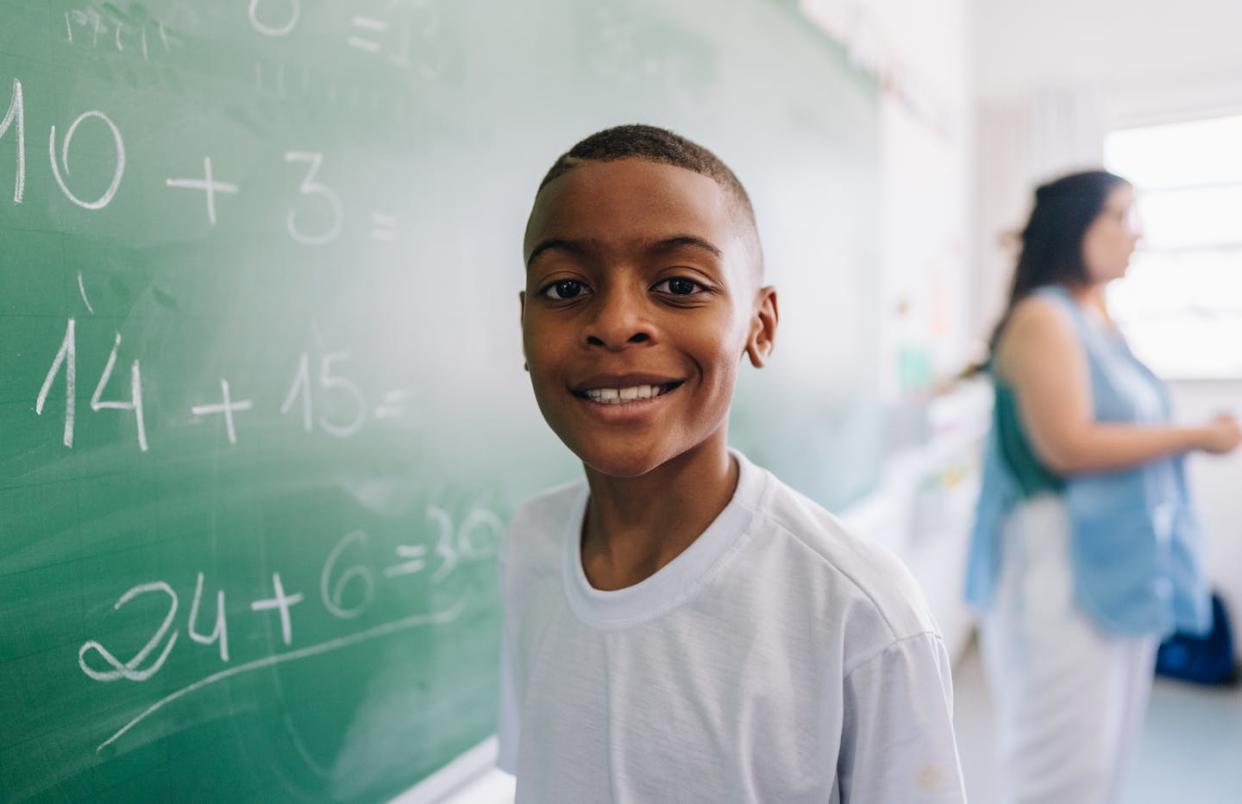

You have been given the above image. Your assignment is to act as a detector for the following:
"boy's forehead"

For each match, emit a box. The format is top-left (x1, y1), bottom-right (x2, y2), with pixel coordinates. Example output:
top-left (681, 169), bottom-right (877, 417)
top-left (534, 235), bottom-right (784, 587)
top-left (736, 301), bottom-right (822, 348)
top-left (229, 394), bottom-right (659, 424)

top-left (524, 159), bottom-right (737, 252)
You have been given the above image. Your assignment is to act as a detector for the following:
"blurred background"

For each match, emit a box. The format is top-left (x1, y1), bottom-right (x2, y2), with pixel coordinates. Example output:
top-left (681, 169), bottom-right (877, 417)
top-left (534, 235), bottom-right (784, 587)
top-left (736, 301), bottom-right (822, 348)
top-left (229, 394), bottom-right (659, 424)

top-left (447, 0), bottom-right (1242, 800)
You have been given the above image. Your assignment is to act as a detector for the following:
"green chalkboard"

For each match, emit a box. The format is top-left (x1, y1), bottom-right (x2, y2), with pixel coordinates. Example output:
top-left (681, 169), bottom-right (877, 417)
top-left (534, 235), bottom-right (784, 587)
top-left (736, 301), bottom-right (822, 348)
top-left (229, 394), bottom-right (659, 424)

top-left (0, 0), bottom-right (880, 800)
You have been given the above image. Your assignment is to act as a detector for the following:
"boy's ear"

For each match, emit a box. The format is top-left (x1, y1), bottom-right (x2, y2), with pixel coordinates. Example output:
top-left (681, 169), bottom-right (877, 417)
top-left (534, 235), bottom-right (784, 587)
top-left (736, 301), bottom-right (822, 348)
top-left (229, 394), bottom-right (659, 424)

top-left (744, 286), bottom-right (778, 368)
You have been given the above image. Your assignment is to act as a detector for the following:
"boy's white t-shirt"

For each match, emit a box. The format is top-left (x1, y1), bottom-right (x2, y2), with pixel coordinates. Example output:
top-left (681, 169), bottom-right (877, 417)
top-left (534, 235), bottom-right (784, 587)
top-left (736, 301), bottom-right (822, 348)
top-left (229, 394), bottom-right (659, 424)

top-left (497, 449), bottom-right (966, 804)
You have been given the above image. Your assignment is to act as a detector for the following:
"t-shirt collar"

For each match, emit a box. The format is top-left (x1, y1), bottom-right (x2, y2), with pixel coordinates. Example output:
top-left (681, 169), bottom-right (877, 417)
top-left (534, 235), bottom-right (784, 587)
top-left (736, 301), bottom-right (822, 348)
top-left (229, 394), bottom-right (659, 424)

top-left (562, 447), bottom-right (767, 630)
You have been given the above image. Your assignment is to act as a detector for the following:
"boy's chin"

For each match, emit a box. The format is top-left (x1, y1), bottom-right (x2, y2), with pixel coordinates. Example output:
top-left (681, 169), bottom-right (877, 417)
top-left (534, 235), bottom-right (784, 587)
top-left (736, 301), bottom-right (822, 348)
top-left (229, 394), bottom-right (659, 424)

top-left (573, 439), bottom-right (684, 480)
top-left (581, 453), bottom-right (668, 480)
top-left (570, 432), bottom-right (726, 481)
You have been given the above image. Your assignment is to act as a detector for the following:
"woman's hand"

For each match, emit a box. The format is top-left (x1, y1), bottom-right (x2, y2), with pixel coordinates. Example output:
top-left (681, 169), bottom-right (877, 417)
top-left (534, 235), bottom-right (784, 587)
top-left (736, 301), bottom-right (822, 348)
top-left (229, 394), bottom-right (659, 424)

top-left (1193, 414), bottom-right (1242, 455)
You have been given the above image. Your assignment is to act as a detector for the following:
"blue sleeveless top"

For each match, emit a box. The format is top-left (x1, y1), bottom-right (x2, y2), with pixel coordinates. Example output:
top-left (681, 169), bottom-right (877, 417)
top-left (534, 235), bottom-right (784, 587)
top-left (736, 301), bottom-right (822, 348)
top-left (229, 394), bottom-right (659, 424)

top-left (994, 379), bottom-right (1065, 497)
top-left (964, 285), bottom-right (1210, 637)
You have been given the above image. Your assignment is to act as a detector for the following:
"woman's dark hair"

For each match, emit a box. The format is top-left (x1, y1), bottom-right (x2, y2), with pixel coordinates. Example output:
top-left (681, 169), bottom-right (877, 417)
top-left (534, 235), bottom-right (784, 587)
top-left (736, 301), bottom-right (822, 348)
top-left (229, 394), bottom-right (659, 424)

top-left (963, 169), bottom-right (1130, 378)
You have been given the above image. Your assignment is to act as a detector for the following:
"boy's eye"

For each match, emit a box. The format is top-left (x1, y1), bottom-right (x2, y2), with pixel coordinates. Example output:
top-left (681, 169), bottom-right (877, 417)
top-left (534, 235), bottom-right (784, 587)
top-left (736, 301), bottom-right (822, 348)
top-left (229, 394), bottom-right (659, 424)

top-left (653, 277), bottom-right (705, 296)
top-left (543, 279), bottom-right (591, 300)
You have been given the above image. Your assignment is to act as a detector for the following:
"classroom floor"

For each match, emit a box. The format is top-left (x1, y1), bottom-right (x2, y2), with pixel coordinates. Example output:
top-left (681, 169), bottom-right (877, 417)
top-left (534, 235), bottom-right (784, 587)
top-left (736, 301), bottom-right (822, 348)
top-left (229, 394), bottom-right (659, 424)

top-left (953, 640), bottom-right (1242, 803)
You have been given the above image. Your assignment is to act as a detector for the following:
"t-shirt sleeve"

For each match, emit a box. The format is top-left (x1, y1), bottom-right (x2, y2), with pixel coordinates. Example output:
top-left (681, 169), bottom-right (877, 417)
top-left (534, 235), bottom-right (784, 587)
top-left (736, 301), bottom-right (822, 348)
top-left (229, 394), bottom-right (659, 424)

top-left (495, 520), bottom-right (521, 775)
top-left (837, 631), bottom-right (966, 803)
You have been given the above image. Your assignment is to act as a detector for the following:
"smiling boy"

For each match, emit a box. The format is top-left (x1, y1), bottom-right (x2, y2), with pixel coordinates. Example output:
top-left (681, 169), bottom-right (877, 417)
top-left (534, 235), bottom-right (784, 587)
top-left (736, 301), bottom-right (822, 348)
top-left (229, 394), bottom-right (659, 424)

top-left (497, 125), bottom-right (966, 803)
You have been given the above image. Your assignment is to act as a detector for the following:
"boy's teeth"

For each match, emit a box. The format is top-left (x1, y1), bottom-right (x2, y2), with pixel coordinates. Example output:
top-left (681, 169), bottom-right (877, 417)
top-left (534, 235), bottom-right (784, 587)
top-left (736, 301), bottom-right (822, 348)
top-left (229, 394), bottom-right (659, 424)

top-left (584, 384), bottom-right (666, 404)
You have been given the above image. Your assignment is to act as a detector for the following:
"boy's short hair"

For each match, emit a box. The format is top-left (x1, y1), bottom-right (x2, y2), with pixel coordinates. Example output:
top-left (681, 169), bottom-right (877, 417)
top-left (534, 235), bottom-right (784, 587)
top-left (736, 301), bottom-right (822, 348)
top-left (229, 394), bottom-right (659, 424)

top-left (536, 124), bottom-right (764, 278)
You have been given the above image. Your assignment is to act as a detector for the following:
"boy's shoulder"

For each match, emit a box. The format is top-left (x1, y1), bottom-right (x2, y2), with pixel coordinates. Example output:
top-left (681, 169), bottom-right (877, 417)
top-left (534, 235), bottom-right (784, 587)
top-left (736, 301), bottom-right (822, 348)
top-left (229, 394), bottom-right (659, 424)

top-left (508, 477), bottom-right (584, 538)
top-left (755, 466), bottom-right (941, 649)
top-left (500, 477), bottom-right (584, 576)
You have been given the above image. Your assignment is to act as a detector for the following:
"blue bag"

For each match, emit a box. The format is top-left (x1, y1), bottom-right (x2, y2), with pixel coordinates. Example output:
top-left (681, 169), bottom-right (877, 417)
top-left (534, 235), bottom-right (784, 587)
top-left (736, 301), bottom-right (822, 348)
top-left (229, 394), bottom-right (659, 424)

top-left (1155, 591), bottom-right (1239, 686)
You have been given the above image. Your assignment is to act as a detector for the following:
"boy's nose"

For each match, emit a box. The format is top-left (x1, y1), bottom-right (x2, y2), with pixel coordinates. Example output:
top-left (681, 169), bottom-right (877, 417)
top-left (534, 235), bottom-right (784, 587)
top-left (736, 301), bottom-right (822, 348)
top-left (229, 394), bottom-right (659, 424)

top-left (584, 286), bottom-right (653, 350)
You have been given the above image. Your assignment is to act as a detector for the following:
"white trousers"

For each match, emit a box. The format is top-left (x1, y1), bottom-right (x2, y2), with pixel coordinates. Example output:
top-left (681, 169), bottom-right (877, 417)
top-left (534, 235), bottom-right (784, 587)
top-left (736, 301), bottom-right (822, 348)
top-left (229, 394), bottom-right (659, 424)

top-left (980, 494), bottom-right (1159, 804)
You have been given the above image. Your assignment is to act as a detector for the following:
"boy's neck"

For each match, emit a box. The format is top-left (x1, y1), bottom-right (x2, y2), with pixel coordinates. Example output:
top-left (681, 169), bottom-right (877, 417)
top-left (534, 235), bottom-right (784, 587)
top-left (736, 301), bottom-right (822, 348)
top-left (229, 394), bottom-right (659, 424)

top-left (579, 434), bottom-right (738, 592)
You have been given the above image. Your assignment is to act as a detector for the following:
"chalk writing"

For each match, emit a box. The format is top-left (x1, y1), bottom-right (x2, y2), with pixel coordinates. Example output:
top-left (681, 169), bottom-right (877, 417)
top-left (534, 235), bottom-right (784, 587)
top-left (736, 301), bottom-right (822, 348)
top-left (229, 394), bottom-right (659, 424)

top-left (248, 0), bottom-right (300, 38)
top-left (96, 602), bottom-right (464, 752)
top-left (369, 212), bottom-right (398, 242)
top-left (427, 505), bottom-right (458, 581)
top-left (78, 507), bottom-right (499, 687)
top-left (78, 582), bottom-right (179, 682)
top-left (49, 109), bottom-right (126, 210)
top-left (321, 529), bottom-right (375, 620)
top-left (188, 573), bottom-right (230, 663)
top-left (165, 157), bottom-right (240, 225)
top-left (373, 389), bottom-right (408, 420)
top-left (0, 78), bottom-right (24, 204)
top-left (285, 151), bottom-right (343, 245)
top-left (76, 272), bottom-right (95, 314)
top-left (36, 322), bottom-right (148, 451)
top-left (63, 8), bottom-right (164, 60)
top-left (347, 15), bottom-right (387, 53)
top-left (75, 507), bottom-right (497, 753)
top-left (89, 333), bottom-right (149, 452)
top-left (280, 352), bottom-right (314, 431)
top-left (458, 507), bottom-right (504, 559)
top-left (35, 319), bottom-right (76, 448)
top-left (249, 573), bottom-right (304, 646)
top-left (318, 350), bottom-right (366, 436)
top-left (191, 379), bottom-right (253, 445)
top-left (383, 544), bottom-right (427, 578)
top-left (279, 351), bottom-right (368, 437)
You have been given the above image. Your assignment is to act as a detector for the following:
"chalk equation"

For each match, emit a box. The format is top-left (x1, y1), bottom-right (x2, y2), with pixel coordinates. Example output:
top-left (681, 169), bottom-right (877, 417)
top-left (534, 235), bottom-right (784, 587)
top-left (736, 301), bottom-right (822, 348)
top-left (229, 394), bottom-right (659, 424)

top-left (0, 78), bottom-right (401, 245)
top-left (63, 6), bottom-right (183, 61)
top-left (0, 2), bottom-right (499, 785)
top-left (249, 0), bottom-right (444, 77)
top-left (79, 514), bottom-right (499, 750)
top-left (34, 319), bottom-right (408, 451)
top-left (58, 3), bottom-right (441, 76)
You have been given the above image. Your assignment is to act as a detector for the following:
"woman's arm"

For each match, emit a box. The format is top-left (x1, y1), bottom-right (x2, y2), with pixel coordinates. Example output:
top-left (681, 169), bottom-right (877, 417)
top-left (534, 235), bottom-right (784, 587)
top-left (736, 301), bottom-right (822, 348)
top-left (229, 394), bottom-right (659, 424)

top-left (995, 296), bottom-right (1237, 474)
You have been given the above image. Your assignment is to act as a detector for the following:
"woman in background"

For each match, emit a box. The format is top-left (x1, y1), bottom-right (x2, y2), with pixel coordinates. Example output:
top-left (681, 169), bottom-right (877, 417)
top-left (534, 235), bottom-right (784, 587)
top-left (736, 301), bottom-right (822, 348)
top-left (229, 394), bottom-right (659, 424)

top-left (964, 170), bottom-right (1241, 804)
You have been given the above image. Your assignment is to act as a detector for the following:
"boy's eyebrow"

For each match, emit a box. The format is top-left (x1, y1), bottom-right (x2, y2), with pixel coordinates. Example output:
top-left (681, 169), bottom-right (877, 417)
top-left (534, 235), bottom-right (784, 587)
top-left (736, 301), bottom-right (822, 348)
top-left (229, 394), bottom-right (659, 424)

top-left (648, 235), bottom-right (722, 259)
top-left (526, 234), bottom-right (723, 269)
top-left (526, 238), bottom-right (589, 269)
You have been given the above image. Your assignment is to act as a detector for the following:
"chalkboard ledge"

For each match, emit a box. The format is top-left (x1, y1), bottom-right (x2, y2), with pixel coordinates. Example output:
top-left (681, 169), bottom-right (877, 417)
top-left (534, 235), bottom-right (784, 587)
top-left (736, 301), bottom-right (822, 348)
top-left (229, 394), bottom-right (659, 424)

top-left (391, 737), bottom-right (514, 804)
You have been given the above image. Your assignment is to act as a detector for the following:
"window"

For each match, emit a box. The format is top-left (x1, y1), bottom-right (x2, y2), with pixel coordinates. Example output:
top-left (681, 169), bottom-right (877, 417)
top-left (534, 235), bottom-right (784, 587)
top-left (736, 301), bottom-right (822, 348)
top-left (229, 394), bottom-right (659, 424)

top-left (1104, 114), bottom-right (1242, 379)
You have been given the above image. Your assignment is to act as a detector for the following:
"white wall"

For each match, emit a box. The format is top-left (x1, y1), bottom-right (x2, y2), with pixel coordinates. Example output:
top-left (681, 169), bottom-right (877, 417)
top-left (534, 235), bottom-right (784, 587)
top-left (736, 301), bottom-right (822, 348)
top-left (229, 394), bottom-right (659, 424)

top-left (970, 0), bottom-right (1242, 632)
top-left (876, 0), bottom-right (974, 391)
top-left (973, 0), bottom-right (1242, 102)
top-left (817, 0), bottom-right (978, 659)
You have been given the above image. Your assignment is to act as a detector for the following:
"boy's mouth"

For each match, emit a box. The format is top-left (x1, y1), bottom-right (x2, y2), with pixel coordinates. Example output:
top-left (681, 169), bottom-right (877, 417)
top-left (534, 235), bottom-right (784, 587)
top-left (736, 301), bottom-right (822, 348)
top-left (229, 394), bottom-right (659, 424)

top-left (569, 374), bottom-right (686, 406)
top-left (572, 382), bottom-right (683, 405)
